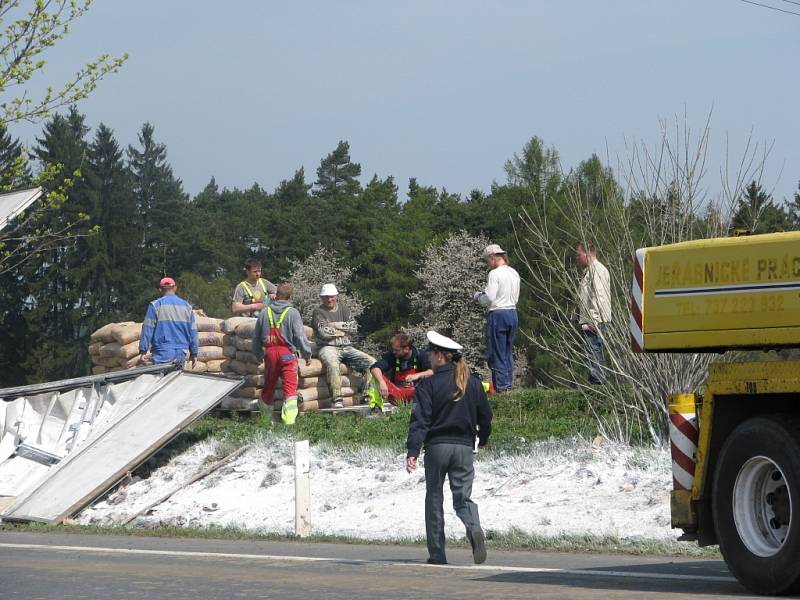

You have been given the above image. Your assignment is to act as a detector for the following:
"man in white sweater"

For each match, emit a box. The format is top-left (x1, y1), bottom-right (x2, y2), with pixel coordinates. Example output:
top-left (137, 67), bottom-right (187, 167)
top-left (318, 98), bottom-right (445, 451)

top-left (474, 244), bottom-right (520, 392)
top-left (576, 241), bottom-right (612, 384)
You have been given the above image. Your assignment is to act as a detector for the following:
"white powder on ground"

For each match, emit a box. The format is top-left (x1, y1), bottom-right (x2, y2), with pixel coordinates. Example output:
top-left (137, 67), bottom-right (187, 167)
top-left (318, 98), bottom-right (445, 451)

top-left (79, 436), bottom-right (675, 542)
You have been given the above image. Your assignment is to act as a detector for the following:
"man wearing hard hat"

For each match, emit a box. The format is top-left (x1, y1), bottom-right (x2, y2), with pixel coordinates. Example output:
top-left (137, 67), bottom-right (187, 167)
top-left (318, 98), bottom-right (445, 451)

top-left (474, 243), bottom-right (520, 392)
top-left (311, 283), bottom-right (376, 408)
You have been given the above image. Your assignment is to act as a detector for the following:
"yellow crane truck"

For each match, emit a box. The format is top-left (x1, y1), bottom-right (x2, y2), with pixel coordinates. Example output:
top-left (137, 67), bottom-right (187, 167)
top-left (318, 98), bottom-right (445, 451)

top-left (631, 231), bottom-right (800, 595)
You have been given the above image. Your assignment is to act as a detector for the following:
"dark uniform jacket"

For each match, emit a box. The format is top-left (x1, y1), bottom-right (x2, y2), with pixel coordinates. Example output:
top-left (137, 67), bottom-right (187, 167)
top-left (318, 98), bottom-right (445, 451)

top-left (406, 363), bottom-right (493, 458)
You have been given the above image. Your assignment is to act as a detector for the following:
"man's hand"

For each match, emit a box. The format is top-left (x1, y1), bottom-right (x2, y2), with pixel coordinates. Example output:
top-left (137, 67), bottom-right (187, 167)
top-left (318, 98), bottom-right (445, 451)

top-left (139, 353), bottom-right (152, 365)
top-left (406, 456), bottom-right (417, 473)
top-left (190, 355), bottom-right (197, 369)
top-left (581, 323), bottom-right (596, 334)
top-left (268, 293), bottom-right (277, 301)
top-left (305, 357), bottom-right (312, 366)
top-left (379, 380), bottom-right (389, 399)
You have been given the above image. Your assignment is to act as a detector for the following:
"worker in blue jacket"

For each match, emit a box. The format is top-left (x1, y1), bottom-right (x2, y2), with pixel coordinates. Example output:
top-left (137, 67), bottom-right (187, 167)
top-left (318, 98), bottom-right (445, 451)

top-left (139, 277), bottom-right (199, 368)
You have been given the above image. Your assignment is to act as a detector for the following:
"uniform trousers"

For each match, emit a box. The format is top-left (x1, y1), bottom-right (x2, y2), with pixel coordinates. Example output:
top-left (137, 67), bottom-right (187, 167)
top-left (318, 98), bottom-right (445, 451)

top-left (424, 443), bottom-right (482, 562)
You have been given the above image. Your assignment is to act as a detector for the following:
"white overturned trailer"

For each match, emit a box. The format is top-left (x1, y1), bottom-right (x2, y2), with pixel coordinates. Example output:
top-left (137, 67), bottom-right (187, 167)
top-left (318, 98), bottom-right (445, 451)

top-left (0, 365), bottom-right (242, 523)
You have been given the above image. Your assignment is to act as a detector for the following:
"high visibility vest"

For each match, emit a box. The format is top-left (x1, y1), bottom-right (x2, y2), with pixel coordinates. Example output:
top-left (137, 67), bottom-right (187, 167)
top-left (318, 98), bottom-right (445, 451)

top-left (241, 278), bottom-right (268, 302)
top-left (265, 306), bottom-right (291, 348)
top-left (393, 352), bottom-right (419, 384)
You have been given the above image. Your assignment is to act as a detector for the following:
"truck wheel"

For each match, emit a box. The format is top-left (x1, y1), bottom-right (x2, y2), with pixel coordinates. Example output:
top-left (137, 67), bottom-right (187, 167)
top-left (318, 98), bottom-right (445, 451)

top-left (712, 416), bottom-right (800, 595)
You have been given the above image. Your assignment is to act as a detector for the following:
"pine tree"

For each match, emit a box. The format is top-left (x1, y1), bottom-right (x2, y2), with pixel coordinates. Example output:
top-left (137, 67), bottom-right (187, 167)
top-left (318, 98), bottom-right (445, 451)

top-left (127, 122), bottom-right (188, 279)
top-left (731, 181), bottom-right (789, 234)
top-left (312, 140), bottom-right (362, 202)
top-left (89, 124), bottom-right (146, 319)
top-left (23, 107), bottom-right (94, 381)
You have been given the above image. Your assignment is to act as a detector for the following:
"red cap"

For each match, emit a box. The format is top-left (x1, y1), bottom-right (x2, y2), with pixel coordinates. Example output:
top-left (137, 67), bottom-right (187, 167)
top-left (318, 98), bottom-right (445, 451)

top-left (159, 277), bottom-right (176, 287)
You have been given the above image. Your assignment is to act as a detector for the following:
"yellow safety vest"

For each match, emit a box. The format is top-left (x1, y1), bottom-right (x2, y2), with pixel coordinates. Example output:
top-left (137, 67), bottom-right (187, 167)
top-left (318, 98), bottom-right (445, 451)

top-left (241, 278), bottom-right (268, 302)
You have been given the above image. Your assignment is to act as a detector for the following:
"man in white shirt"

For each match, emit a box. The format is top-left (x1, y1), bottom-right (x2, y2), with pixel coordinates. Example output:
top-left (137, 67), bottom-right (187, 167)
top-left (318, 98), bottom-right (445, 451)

top-left (474, 244), bottom-right (520, 392)
top-left (576, 241), bottom-right (612, 384)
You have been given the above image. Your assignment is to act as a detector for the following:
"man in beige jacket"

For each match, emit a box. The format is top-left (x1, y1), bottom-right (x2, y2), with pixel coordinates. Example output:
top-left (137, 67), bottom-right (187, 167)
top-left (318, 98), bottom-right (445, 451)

top-left (576, 242), bottom-right (612, 384)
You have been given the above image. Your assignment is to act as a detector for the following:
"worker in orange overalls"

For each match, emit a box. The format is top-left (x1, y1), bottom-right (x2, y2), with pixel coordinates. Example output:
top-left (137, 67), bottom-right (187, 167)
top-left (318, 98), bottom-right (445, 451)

top-left (252, 283), bottom-right (312, 424)
top-left (368, 333), bottom-right (434, 409)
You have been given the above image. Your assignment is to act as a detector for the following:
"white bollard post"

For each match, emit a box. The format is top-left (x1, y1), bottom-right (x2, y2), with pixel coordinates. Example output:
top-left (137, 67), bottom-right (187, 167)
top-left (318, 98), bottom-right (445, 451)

top-left (294, 439), bottom-right (311, 537)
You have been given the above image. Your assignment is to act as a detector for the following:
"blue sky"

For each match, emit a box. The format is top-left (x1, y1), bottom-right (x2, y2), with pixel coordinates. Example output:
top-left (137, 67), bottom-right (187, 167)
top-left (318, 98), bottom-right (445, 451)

top-left (12, 1), bottom-right (799, 203)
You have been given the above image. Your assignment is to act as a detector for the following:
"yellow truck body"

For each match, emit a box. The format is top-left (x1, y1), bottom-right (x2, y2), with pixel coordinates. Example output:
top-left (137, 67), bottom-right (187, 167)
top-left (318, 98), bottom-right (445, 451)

top-left (631, 231), bottom-right (800, 352)
top-left (632, 232), bottom-right (800, 595)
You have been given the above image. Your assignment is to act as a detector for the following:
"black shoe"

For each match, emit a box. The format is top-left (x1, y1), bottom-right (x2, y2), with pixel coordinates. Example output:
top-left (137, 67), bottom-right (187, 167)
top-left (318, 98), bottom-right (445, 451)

top-left (469, 527), bottom-right (487, 564)
top-left (426, 557), bottom-right (447, 565)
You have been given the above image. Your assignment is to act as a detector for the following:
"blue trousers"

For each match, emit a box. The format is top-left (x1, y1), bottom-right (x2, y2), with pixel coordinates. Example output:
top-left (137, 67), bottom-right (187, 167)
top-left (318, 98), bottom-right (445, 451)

top-left (152, 347), bottom-right (188, 367)
top-left (583, 322), bottom-right (609, 384)
top-left (485, 308), bottom-right (518, 392)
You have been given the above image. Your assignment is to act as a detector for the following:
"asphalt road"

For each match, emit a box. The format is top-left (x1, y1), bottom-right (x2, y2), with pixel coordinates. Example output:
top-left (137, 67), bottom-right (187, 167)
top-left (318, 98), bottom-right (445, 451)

top-left (0, 531), bottom-right (762, 599)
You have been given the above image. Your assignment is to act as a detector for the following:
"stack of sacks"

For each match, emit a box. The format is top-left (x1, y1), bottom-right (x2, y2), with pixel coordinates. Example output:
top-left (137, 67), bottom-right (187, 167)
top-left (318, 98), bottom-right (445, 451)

top-left (220, 316), bottom-right (365, 412)
top-left (87, 313), bottom-right (227, 375)
top-left (88, 322), bottom-right (142, 374)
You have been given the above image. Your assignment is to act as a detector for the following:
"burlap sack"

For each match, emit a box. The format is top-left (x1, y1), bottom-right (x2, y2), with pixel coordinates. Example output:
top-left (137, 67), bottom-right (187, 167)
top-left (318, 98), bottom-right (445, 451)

top-left (236, 322), bottom-right (256, 339)
top-left (90, 323), bottom-right (120, 344)
top-left (244, 374), bottom-right (266, 387)
top-left (223, 316), bottom-right (254, 334)
top-left (298, 386), bottom-right (354, 403)
top-left (235, 350), bottom-right (260, 365)
top-left (198, 331), bottom-right (225, 347)
top-left (197, 346), bottom-right (225, 361)
top-left (185, 361), bottom-right (208, 373)
top-left (196, 317), bottom-right (223, 333)
top-left (88, 342), bottom-right (103, 356)
top-left (235, 337), bottom-right (254, 351)
top-left (91, 365), bottom-right (108, 375)
top-left (304, 325), bottom-right (314, 340)
top-left (227, 360), bottom-right (249, 376)
top-left (99, 342), bottom-right (121, 358)
top-left (117, 341), bottom-right (140, 360)
top-left (223, 346), bottom-right (236, 358)
top-left (205, 359), bottom-right (227, 373)
top-left (111, 323), bottom-right (142, 346)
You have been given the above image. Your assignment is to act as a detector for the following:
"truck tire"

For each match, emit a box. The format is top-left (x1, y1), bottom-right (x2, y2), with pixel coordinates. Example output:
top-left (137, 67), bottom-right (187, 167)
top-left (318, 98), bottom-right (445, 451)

top-left (712, 415), bottom-right (800, 595)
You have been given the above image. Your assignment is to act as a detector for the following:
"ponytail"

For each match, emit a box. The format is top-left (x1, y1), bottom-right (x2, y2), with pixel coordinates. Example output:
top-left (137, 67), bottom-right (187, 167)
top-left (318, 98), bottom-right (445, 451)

top-left (454, 359), bottom-right (470, 400)
top-left (441, 350), bottom-right (470, 400)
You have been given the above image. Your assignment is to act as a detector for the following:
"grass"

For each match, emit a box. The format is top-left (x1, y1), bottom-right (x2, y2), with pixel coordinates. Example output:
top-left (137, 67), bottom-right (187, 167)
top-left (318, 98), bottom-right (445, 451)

top-left (0, 522), bottom-right (721, 559)
top-left (185, 387), bottom-right (608, 455)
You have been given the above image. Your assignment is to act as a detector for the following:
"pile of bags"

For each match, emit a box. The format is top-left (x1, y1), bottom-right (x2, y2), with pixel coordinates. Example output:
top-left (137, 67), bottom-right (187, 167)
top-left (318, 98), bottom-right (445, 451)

top-left (88, 315), bottom-right (369, 413)
top-left (88, 314), bottom-right (227, 375)
top-left (219, 317), bottom-right (364, 411)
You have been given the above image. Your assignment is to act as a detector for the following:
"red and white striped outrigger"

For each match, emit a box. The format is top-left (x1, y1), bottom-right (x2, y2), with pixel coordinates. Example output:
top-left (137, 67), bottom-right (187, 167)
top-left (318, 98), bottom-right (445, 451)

top-left (629, 248), bottom-right (646, 352)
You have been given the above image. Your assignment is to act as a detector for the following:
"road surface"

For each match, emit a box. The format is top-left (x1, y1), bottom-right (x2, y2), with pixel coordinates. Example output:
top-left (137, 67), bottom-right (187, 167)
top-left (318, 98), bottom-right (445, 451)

top-left (0, 530), bottom-right (758, 599)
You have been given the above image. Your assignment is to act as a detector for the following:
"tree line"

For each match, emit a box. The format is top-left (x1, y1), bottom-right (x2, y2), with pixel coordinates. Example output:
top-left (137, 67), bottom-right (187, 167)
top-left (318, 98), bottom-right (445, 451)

top-left (1, 107), bottom-right (798, 387)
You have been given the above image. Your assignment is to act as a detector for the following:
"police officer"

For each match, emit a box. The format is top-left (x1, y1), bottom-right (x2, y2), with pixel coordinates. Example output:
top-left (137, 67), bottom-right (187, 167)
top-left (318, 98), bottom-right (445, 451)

top-left (405, 331), bottom-right (493, 565)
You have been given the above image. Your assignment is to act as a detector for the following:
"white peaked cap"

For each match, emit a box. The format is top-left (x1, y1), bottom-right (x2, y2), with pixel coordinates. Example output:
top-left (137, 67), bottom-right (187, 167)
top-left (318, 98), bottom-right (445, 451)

top-left (426, 330), bottom-right (463, 352)
top-left (319, 283), bottom-right (339, 296)
top-left (483, 243), bottom-right (505, 257)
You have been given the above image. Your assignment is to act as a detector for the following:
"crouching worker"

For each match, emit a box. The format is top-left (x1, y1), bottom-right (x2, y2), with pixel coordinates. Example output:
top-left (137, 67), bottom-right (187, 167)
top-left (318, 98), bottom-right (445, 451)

top-left (406, 331), bottom-right (493, 566)
top-left (368, 333), bottom-right (433, 410)
top-left (253, 283), bottom-right (312, 425)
